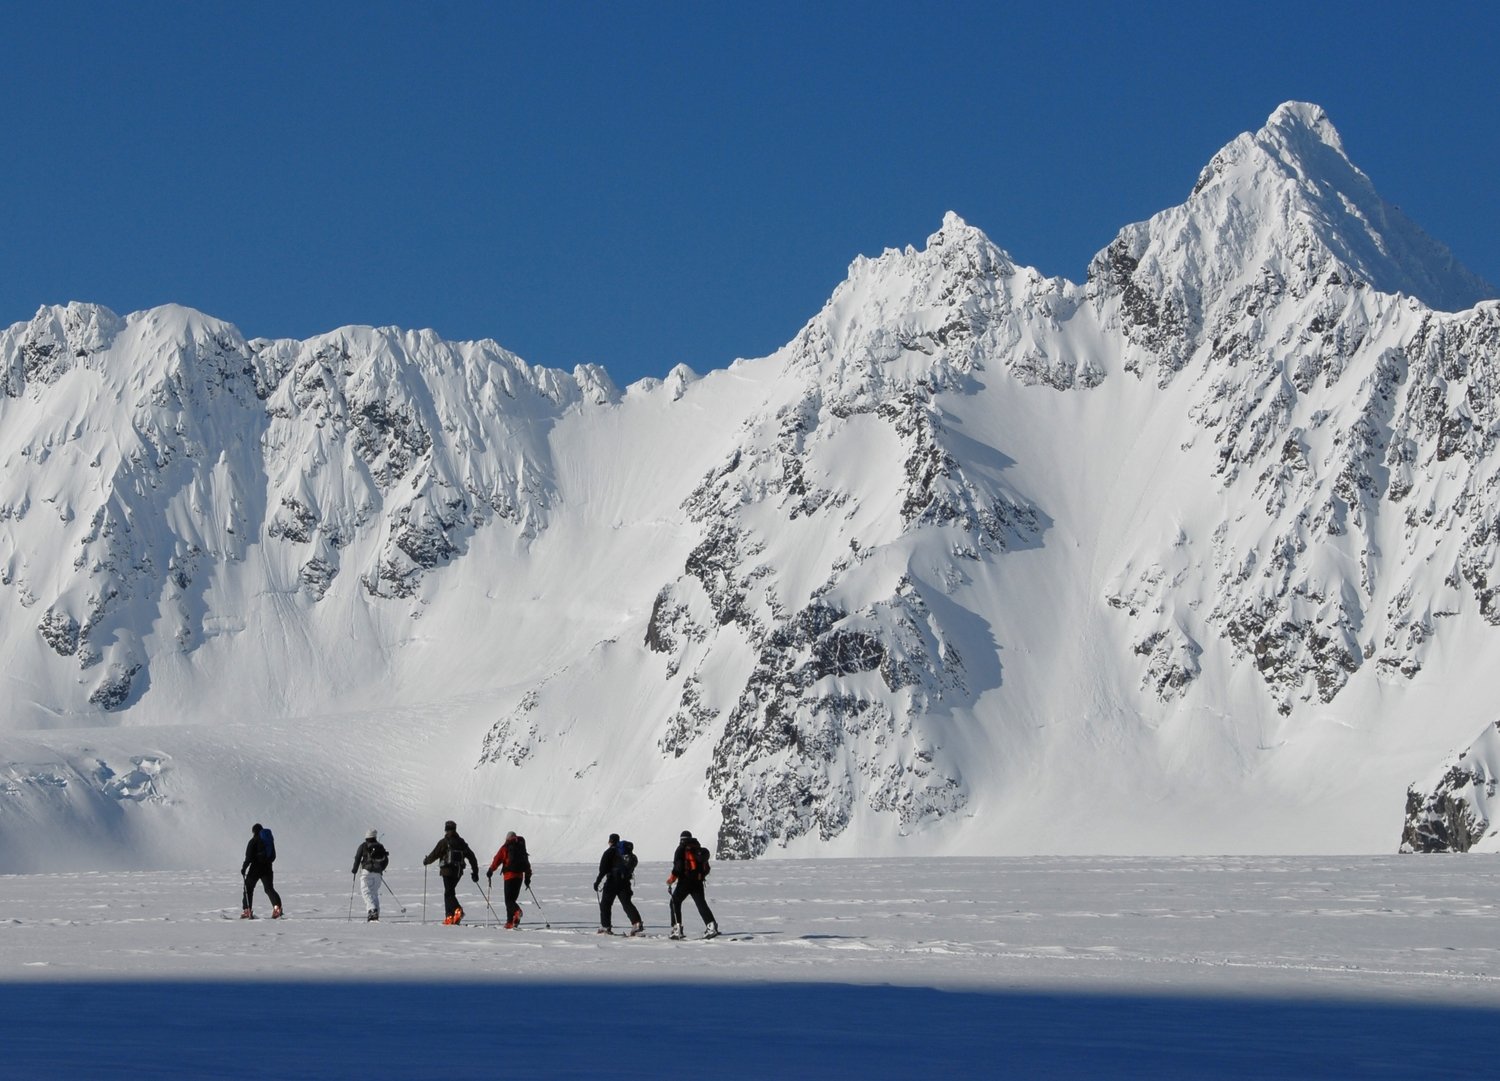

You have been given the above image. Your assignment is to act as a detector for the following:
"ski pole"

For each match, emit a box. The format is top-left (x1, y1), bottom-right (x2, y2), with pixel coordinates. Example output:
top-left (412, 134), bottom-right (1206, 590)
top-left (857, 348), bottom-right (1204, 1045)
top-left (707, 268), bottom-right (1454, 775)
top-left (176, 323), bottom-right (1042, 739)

top-left (422, 864), bottom-right (428, 924)
top-left (477, 879), bottom-right (502, 925)
top-left (526, 884), bottom-right (550, 928)
top-left (347, 874), bottom-right (356, 922)
top-left (382, 878), bottom-right (408, 915)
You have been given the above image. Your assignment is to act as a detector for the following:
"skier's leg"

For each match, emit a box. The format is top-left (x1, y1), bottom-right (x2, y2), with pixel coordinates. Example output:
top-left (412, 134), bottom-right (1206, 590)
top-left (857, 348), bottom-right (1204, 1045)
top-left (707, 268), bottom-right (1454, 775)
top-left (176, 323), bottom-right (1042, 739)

top-left (599, 881), bottom-right (617, 930)
top-left (669, 881), bottom-right (688, 928)
top-left (689, 883), bottom-right (713, 927)
top-left (619, 886), bottom-right (642, 927)
top-left (360, 871), bottom-right (381, 915)
top-left (263, 867), bottom-right (282, 910)
top-left (504, 877), bottom-right (523, 923)
top-left (442, 872), bottom-right (460, 917)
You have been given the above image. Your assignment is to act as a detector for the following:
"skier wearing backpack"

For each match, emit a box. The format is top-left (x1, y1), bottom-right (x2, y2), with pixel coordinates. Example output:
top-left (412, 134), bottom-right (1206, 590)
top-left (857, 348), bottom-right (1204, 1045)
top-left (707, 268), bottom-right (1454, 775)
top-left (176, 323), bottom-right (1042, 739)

top-left (486, 831), bottom-right (532, 929)
top-left (422, 820), bottom-right (478, 925)
top-left (667, 829), bottom-right (717, 939)
top-left (351, 828), bottom-right (390, 922)
top-left (593, 832), bottom-right (644, 935)
top-left (240, 822), bottom-right (283, 919)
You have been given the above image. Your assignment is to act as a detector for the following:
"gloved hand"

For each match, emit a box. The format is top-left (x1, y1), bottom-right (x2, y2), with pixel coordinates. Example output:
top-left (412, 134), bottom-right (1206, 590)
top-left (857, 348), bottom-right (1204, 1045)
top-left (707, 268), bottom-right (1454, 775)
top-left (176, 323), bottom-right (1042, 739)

top-left (594, 879), bottom-right (602, 892)
top-left (471, 871), bottom-right (479, 884)
top-left (524, 873), bottom-right (533, 888)
top-left (486, 870), bottom-right (493, 885)
top-left (667, 873), bottom-right (676, 886)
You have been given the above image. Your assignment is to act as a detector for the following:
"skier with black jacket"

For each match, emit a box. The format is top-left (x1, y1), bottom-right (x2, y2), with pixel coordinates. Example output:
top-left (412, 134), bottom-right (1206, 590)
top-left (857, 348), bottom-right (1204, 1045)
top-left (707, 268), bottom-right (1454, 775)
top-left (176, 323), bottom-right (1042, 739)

top-left (667, 829), bottom-right (717, 939)
top-left (240, 822), bottom-right (283, 919)
top-left (351, 828), bottom-right (390, 921)
top-left (486, 831), bottom-right (532, 929)
top-left (422, 820), bottom-right (478, 925)
top-left (593, 832), bottom-right (643, 935)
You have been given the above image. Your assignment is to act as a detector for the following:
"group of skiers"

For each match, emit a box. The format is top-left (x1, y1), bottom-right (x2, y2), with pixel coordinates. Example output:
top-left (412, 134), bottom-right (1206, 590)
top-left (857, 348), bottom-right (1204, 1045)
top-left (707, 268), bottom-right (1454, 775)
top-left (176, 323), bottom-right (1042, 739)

top-left (241, 820), bottom-right (719, 940)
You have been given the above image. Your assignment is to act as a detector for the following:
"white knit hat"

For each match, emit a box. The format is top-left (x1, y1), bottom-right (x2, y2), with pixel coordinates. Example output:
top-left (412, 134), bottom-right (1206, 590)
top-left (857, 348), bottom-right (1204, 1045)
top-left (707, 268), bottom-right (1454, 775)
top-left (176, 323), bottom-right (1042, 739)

top-left (366, 828), bottom-right (378, 840)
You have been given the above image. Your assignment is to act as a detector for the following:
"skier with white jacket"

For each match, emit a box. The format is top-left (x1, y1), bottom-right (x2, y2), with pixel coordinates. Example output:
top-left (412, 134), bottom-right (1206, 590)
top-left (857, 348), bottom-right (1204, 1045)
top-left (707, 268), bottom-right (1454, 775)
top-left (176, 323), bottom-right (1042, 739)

top-left (351, 829), bottom-right (390, 921)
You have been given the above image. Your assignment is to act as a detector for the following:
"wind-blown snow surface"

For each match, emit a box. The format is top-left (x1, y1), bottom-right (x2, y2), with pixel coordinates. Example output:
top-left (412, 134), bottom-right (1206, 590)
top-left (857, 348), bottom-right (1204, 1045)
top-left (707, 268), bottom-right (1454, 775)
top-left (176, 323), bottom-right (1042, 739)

top-left (4, 101), bottom-right (1500, 868)
top-left (3, 857), bottom-right (1499, 1079)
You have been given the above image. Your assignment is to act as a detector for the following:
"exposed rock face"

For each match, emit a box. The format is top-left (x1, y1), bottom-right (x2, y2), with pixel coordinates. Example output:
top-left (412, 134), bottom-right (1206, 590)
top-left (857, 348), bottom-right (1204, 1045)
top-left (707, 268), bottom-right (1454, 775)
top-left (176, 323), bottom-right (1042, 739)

top-left (1094, 105), bottom-right (1500, 717)
top-left (1, 309), bottom-right (610, 707)
top-left (1402, 722), bottom-right (1500, 852)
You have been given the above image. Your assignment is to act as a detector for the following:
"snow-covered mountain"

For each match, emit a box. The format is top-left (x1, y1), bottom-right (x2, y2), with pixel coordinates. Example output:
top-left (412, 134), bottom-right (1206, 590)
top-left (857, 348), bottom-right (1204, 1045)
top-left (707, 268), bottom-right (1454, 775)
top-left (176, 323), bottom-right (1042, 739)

top-left (4, 102), bottom-right (1499, 869)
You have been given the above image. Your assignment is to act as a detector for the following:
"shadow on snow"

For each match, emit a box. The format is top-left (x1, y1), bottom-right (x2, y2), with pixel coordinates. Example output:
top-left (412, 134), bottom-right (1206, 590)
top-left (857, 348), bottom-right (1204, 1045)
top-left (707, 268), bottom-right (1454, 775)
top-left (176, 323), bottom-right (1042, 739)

top-left (1, 980), bottom-right (1488, 1079)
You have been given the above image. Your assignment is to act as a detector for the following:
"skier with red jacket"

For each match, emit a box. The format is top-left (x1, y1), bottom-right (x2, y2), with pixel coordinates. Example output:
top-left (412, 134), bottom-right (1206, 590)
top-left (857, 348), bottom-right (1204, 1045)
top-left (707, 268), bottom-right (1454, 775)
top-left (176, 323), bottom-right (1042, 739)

top-left (486, 831), bottom-right (532, 929)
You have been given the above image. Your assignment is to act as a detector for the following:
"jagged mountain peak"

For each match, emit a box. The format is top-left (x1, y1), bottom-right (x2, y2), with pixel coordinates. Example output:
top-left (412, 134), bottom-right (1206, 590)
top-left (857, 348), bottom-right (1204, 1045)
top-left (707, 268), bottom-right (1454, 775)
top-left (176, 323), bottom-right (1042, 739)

top-left (776, 208), bottom-right (1096, 399)
top-left (1265, 100), bottom-right (1344, 144)
top-left (1254, 100), bottom-right (1348, 169)
top-left (1181, 101), bottom-right (1493, 314)
top-left (1086, 102), bottom-right (1495, 384)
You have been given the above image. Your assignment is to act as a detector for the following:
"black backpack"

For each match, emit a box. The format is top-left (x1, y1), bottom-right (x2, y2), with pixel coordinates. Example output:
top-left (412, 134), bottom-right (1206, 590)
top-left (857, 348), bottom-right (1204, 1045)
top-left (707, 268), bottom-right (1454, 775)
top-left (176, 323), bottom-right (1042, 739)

top-left (613, 841), bottom-right (637, 884)
top-left (683, 841), bottom-right (709, 881)
top-left (440, 835), bottom-right (466, 870)
top-left (366, 841), bottom-right (389, 873)
top-left (260, 827), bottom-right (276, 863)
top-left (508, 835), bottom-right (530, 873)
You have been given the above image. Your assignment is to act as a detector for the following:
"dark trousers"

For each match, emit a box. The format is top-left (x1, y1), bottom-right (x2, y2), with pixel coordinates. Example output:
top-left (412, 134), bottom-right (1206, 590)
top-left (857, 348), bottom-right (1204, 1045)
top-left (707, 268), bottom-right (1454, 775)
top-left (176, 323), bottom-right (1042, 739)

top-left (503, 876), bottom-right (524, 923)
top-left (441, 870), bottom-right (462, 917)
top-left (670, 880), bottom-right (715, 929)
top-left (242, 865), bottom-right (282, 911)
top-left (599, 881), bottom-right (642, 930)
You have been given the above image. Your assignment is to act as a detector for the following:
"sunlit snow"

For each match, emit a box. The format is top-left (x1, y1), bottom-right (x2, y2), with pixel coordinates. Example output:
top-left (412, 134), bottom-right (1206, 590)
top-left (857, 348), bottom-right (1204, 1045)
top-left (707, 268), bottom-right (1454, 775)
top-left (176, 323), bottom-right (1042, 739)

top-left (4, 855), bottom-right (1498, 1078)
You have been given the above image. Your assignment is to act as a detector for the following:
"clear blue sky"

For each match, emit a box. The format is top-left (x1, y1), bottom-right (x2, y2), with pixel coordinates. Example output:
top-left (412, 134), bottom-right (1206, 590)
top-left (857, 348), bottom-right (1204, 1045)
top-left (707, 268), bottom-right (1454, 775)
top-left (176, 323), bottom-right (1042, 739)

top-left (3, 2), bottom-right (1496, 386)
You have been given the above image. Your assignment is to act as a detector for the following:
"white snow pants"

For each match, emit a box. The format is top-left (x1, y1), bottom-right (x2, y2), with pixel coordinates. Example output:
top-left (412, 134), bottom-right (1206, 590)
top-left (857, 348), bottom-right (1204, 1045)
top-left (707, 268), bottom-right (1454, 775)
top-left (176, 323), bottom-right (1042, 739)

top-left (359, 870), bottom-right (382, 915)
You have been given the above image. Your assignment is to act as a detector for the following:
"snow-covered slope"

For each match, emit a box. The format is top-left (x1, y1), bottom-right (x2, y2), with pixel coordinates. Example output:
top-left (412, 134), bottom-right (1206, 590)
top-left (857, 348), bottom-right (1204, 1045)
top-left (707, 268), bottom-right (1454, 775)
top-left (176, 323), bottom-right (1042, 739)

top-left (3, 103), bottom-right (1498, 869)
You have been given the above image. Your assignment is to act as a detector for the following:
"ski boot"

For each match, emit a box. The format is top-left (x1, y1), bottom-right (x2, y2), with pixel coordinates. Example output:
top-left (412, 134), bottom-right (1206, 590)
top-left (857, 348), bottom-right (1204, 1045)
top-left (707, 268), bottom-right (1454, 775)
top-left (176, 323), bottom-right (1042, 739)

top-left (703, 921), bottom-right (720, 940)
top-left (367, 911), bottom-right (379, 922)
top-left (669, 924), bottom-right (685, 941)
top-left (270, 905), bottom-right (283, 919)
top-left (240, 908), bottom-right (254, 920)
top-left (629, 922), bottom-right (645, 937)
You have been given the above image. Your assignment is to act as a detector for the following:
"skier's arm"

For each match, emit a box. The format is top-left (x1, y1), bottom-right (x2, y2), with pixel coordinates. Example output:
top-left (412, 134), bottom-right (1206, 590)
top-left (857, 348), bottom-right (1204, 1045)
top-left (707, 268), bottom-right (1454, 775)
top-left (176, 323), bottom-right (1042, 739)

top-left (422, 839), bottom-right (444, 866)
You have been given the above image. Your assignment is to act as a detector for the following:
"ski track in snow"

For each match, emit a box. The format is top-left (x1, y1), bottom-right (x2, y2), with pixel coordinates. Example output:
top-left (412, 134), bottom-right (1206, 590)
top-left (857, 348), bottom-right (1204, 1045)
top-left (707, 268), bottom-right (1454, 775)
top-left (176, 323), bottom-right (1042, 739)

top-left (2, 856), bottom-right (1498, 1078)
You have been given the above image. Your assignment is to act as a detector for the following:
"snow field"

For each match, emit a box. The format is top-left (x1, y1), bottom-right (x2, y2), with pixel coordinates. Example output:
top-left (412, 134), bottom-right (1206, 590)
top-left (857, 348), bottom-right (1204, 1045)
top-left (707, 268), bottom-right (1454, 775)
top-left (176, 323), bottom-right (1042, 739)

top-left (3, 855), bottom-right (1498, 1078)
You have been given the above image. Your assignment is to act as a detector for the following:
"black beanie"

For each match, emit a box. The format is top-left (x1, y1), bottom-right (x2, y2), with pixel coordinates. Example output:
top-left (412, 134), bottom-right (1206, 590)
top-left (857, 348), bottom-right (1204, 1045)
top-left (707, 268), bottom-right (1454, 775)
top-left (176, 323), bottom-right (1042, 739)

top-left (444, 820), bottom-right (456, 832)
top-left (609, 833), bottom-right (620, 844)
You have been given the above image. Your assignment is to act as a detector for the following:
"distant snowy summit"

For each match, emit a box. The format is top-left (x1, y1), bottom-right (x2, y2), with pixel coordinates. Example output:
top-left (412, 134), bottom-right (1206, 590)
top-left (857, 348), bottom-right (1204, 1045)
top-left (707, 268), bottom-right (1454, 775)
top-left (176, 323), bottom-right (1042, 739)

top-left (2, 103), bottom-right (1499, 868)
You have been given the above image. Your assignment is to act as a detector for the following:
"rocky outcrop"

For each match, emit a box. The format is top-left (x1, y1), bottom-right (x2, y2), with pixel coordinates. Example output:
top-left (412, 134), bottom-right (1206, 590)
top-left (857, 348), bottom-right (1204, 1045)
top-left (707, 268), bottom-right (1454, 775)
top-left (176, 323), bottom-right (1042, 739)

top-left (1401, 721), bottom-right (1500, 852)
